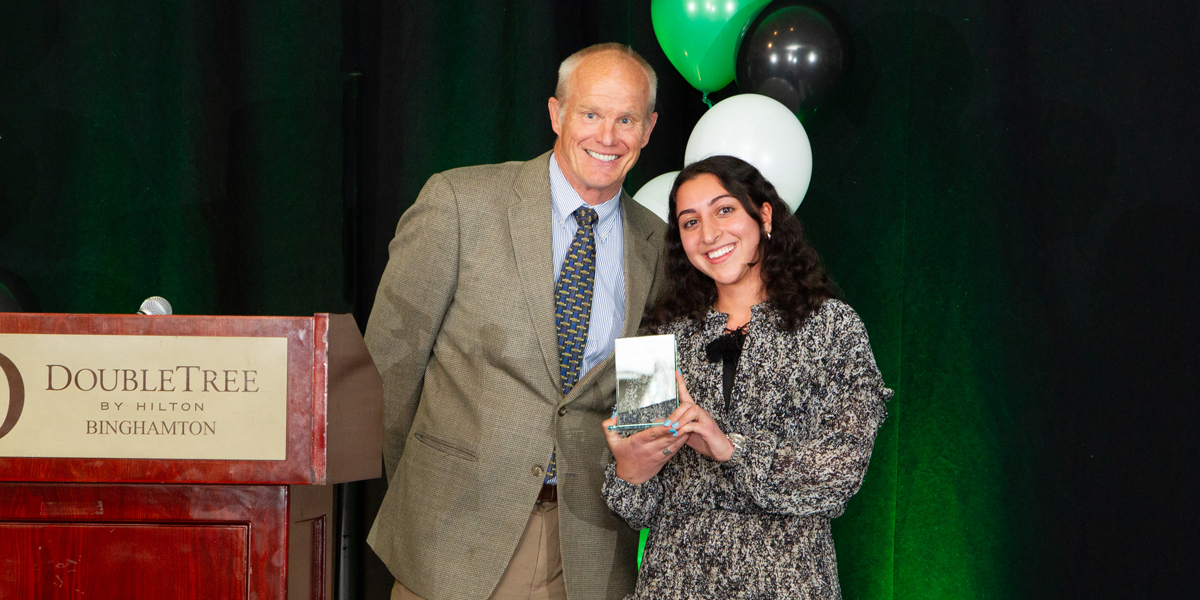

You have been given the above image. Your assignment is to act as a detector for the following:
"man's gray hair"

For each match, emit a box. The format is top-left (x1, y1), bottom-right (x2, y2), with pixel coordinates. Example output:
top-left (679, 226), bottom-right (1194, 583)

top-left (556, 43), bottom-right (658, 117)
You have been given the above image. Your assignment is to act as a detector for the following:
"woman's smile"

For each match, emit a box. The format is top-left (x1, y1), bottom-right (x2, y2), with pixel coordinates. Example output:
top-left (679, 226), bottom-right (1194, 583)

top-left (705, 243), bottom-right (736, 261)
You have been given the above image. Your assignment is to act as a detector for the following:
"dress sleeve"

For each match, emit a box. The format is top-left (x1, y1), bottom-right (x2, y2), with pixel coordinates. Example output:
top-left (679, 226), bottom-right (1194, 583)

top-left (603, 461), bottom-right (666, 530)
top-left (725, 303), bottom-right (892, 516)
top-left (365, 173), bottom-right (461, 482)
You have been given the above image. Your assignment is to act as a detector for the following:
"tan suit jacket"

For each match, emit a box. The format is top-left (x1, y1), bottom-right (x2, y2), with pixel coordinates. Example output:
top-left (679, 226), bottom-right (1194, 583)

top-left (366, 152), bottom-right (666, 600)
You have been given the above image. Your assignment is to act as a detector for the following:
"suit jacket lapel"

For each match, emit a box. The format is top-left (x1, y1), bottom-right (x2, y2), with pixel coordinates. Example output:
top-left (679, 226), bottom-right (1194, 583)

top-left (619, 191), bottom-right (660, 339)
top-left (509, 152), bottom-right (563, 395)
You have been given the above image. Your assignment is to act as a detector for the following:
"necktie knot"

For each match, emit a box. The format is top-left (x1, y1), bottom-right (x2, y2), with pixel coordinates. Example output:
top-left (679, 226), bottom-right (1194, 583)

top-left (573, 206), bottom-right (598, 230)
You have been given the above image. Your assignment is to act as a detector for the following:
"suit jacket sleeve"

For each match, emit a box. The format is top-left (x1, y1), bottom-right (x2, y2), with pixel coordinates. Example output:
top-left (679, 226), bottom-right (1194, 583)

top-left (365, 173), bottom-right (460, 481)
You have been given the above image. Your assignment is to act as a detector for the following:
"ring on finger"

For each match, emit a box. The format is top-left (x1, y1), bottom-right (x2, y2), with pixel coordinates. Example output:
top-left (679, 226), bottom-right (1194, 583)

top-left (661, 447), bottom-right (673, 456)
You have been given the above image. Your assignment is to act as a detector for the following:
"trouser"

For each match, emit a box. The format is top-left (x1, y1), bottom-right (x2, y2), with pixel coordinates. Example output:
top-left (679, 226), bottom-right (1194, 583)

top-left (391, 499), bottom-right (566, 600)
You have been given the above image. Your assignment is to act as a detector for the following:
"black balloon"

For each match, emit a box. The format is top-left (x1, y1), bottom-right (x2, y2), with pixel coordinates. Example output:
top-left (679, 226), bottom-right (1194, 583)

top-left (736, 1), bottom-right (852, 120)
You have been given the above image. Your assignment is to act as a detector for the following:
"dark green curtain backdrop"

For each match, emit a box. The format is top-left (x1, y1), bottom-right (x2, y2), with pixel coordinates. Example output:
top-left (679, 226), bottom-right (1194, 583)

top-left (3, 1), bottom-right (1198, 599)
top-left (0, 1), bottom-right (348, 317)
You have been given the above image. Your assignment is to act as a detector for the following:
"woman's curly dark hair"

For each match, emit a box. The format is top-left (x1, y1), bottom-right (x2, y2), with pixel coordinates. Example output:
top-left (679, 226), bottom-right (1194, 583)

top-left (643, 155), bottom-right (838, 332)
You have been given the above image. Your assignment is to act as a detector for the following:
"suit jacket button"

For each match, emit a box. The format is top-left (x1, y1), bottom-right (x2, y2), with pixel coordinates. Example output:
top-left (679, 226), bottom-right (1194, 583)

top-left (532, 465), bottom-right (545, 477)
top-left (558, 407), bottom-right (567, 417)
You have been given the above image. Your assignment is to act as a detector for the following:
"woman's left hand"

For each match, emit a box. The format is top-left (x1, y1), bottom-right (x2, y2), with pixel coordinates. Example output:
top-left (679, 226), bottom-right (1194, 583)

top-left (668, 371), bottom-right (736, 462)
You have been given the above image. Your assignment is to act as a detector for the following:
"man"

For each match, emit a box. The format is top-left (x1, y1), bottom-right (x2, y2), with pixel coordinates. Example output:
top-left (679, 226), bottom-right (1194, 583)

top-left (366, 43), bottom-right (665, 600)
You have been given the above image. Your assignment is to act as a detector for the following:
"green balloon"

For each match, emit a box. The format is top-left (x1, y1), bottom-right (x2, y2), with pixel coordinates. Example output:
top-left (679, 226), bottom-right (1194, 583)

top-left (652, 0), bottom-right (773, 92)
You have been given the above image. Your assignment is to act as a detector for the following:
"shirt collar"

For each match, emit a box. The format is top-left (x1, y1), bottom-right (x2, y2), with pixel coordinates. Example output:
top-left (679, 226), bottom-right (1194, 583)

top-left (549, 152), bottom-right (622, 239)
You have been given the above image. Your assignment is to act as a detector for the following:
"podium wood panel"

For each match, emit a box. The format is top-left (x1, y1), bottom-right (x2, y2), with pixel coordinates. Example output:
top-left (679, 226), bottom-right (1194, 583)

top-left (0, 313), bottom-right (379, 600)
top-left (1, 524), bottom-right (248, 599)
top-left (0, 483), bottom-right (286, 599)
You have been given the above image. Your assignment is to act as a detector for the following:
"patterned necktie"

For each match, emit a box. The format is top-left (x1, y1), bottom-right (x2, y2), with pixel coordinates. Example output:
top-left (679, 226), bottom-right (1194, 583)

top-left (545, 206), bottom-right (598, 486)
top-left (555, 206), bottom-right (599, 393)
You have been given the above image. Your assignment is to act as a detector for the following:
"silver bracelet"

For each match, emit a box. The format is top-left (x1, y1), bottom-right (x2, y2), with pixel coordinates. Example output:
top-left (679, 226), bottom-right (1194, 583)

top-left (724, 432), bottom-right (746, 465)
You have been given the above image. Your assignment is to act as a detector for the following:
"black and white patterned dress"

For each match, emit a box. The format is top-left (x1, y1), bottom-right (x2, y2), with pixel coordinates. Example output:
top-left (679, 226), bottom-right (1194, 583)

top-left (603, 300), bottom-right (892, 600)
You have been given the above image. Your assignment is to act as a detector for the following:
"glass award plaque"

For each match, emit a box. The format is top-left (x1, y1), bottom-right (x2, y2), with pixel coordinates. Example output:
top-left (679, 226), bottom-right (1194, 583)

top-left (609, 334), bottom-right (678, 435)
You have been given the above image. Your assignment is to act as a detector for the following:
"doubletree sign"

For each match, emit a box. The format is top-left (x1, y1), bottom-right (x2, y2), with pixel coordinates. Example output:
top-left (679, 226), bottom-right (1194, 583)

top-left (0, 334), bottom-right (288, 460)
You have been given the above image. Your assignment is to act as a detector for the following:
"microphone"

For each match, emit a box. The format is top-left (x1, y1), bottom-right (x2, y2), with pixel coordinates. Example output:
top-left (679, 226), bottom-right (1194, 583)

top-left (137, 296), bottom-right (173, 315)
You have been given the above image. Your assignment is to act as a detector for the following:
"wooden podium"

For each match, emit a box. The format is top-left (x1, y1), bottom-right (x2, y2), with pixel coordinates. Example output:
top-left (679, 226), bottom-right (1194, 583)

top-left (0, 313), bottom-right (383, 600)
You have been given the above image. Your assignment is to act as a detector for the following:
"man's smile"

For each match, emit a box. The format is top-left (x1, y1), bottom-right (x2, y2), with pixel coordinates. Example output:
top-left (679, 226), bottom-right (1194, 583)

top-left (585, 149), bottom-right (619, 162)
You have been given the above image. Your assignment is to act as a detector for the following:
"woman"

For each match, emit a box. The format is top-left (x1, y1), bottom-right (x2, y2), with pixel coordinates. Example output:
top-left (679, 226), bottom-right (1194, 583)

top-left (602, 155), bottom-right (892, 599)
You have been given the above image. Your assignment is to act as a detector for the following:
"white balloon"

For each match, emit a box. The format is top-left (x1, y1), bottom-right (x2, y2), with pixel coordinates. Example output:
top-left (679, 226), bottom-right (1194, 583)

top-left (631, 171), bottom-right (680, 223)
top-left (684, 94), bottom-right (813, 213)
